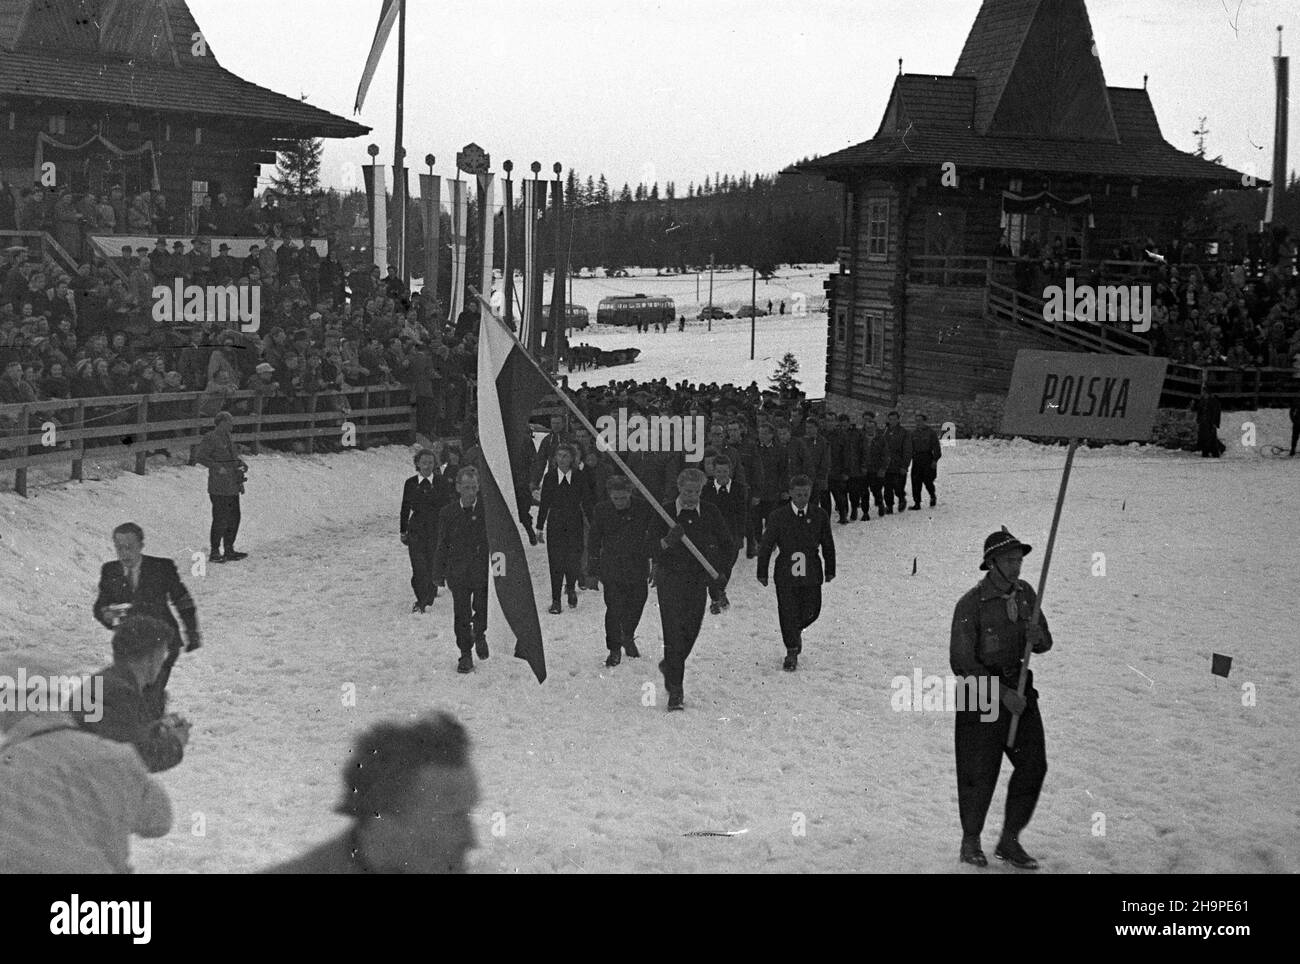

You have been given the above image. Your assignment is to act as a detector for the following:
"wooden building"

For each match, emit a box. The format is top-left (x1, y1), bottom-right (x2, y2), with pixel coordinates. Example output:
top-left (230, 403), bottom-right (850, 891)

top-left (801, 0), bottom-right (1255, 414)
top-left (0, 0), bottom-right (365, 227)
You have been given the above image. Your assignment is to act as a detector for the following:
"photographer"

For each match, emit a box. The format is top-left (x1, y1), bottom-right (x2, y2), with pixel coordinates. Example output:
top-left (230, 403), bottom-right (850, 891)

top-left (79, 615), bottom-right (192, 774)
top-left (194, 410), bottom-right (249, 563)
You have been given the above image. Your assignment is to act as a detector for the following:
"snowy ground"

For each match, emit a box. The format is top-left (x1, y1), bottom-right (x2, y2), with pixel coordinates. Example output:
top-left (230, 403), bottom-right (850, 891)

top-left (538, 264), bottom-right (831, 392)
top-left (2, 409), bottom-right (1297, 873)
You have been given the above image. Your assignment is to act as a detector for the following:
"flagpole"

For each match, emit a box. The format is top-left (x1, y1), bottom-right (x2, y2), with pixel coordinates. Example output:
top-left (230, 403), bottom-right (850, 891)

top-left (470, 286), bottom-right (720, 581)
top-left (393, 0), bottom-right (407, 281)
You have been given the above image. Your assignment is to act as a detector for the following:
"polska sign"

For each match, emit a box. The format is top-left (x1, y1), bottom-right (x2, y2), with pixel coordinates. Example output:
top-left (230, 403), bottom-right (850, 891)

top-left (1000, 350), bottom-right (1169, 440)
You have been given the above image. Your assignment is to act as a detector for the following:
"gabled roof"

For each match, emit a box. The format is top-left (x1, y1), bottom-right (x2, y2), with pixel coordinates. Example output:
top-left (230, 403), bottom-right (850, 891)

top-left (802, 0), bottom-right (1251, 187)
top-left (0, 0), bottom-right (367, 139)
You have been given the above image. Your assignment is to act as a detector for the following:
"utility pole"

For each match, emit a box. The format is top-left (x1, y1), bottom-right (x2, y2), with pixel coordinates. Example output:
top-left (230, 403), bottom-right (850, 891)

top-left (707, 253), bottom-right (714, 332)
top-left (750, 263), bottom-right (757, 360)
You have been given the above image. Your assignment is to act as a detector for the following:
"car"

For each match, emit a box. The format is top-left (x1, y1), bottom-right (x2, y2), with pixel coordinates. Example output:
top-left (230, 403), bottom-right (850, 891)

top-left (735, 306), bottom-right (770, 318)
top-left (696, 306), bottom-right (733, 321)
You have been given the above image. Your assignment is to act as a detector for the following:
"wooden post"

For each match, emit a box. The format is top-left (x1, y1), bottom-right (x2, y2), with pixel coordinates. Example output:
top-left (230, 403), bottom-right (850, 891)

top-left (251, 394), bottom-right (264, 456)
top-left (305, 394), bottom-right (318, 454)
top-left (358, 388), bottom-right (370, 451)
top-left (15, 404), bottom-right (29, 497)
top-left (71, 401), bottom-right (85, 482)
top-left (133, 396), bottom-right (149, 475)
top-left (1007, 436), bottom-right (1079, 749)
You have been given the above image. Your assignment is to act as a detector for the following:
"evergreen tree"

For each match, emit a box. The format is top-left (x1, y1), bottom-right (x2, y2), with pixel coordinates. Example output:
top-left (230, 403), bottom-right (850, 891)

top-left (649, 183), bottom-right (659, 201)
top-left (770, 352), bottom-right (801, 394)
top-left (596, 174), bottom-right (611, 205)
top-left (272, 94), bottom-right (324, 197)
top-left (619, 183), bottom-right (633, 203)
top-left (634, 184), bottom-right (645, 201)
top-left (703, 175), bottom-right (711, 195)
top-left (585, 175), bottom-right (597, 205)
top-left (566, 168), bottom-right (580, 207)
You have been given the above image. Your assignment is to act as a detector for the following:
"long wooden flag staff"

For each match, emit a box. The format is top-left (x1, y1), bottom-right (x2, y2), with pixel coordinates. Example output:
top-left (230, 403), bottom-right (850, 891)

top-left (470, 286), bottom-right (720, 582)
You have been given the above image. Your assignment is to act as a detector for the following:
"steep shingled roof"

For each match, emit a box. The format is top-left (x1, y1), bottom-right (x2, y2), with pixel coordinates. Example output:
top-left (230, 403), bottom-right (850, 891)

top-left (802, 0), bottom-right (1250, 187)
top-left (0, 0), bottom-right (367, 139)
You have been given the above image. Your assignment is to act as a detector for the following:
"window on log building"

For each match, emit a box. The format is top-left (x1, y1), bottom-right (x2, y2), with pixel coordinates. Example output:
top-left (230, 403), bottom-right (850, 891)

top-left (867, 200), bottom-right (890, 261)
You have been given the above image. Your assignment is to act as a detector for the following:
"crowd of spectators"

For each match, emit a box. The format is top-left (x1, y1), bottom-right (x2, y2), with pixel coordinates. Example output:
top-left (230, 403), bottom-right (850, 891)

top-left (0, 233), bottom-right (488, 448)
top-left (1002, 232), bottom-right (1300, 376)
top-left (1, 177), bottom-right (322, 262)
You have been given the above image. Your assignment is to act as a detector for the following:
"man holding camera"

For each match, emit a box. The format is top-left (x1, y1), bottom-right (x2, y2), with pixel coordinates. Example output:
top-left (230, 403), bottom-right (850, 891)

top-left (194, 410), bottom-right (248, 563)
top-left (80, 615), bottom-right (192, 773)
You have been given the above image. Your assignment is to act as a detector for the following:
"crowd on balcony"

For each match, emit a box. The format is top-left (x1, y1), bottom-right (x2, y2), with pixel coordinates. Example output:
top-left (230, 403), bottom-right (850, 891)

top-left (1, 177), bottom-right (324, 262)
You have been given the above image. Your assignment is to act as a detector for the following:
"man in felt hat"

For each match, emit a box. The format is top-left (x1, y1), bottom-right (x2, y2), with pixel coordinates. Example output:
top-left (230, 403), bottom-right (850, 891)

top-left (949, 526), bottom-right (1053, 870)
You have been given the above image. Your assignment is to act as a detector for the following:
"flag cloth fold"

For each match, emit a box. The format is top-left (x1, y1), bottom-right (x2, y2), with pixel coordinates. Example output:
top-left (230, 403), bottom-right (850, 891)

top-left (477, 312), bottom-right (551, 682)
top-left (449, 179), bottom-right (469, 323)
top-left (355, 0), bottom-right (399, 113)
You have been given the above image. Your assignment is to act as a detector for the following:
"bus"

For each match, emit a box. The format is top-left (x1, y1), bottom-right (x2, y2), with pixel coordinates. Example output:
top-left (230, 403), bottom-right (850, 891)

top-left (595, 294), bottom-right (675, 327)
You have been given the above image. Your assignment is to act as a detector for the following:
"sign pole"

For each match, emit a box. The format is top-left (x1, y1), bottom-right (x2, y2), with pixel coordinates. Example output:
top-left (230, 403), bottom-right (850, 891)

top-left (1006, 436), bottom-right (1079, 748)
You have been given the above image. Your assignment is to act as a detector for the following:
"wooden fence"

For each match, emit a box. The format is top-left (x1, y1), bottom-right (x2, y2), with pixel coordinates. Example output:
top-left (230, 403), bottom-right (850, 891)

top-left (0, 386), bottom-right (416, 496)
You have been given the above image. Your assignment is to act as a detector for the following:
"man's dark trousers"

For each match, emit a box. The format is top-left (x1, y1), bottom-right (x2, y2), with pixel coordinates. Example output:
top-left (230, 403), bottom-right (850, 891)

top-left (209, 494), bottom-right (240, 554)
top-left (408, 532), bottom-right (438, 607)
top-left (866, 473), bottom-right (885, 513)
top-left (911, 460), bottom-right (937, 506)
top-left (603, 579), bottom-right (648, 651)
top-left (548, 533), bottom-right (582, 602)
top-left (449, 581), bottom-right (486, 653)
top-left (848, 476), bottom-right (869, 517)
top-left (884, 471), bottom-right (907, 511)
top-left (954, 687), bottom-right (1047, 838)
top-left (657, 570), bottom-right (708, 693)
top-left (776, 583), bottom-right (821, 654)
top-left (708, 543), bottom-right (741, 603)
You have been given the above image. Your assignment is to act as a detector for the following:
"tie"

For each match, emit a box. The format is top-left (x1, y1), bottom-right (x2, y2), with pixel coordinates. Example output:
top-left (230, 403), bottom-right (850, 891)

top-left (561, 477), bottom-right (569, 488)
top-left (420, 479), bottom-right (430, 491)
top-left (127, 564), bottom-right (138, 591)
top-left (795, 509), bottom-right (804, 519)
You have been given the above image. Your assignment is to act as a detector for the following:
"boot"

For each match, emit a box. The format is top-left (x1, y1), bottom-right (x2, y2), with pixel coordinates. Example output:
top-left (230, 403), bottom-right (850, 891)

top-left (783, 652), bottom-right (798, 672)
top-left (623, 637), bottom-right (641, 658)
top-left (994, 837), bottom-right (1039, 870)
top-left (548, 600), bottom-right (562, 615)
top-left (456, 653), bottom-right (474, 674)
top-left (474, 634), bottom-right (489, 660)
top-left (605, 650), bottom-right (621, 668)
top-left (960, 835), bottom-right (988, 867)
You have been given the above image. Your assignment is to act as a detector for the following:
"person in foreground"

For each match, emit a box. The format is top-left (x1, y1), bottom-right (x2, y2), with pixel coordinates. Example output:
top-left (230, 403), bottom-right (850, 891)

top-left (949, 527), bottom-right (1053, 871)
top-left (262, 712), bottom-right (479, 874)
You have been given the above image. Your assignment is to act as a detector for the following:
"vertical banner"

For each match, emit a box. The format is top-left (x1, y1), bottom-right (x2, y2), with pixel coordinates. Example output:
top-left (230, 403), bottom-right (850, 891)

top-left (548, 176), bottom-right (567, 368)
top-left (478, 173), bottom-right (496, 315)
top-left (531, 179), bottom-right (547, 357)
top-left (419, 173), bottom-right (441, 304)
top-left (363, 163), bottom-right (388, 272)
top-left (521, 178), bottom-right (540, 355)
top-left (1268, 51), bottom-right (1289, 225)
top-left (392, 165), bottom-right (409, 277)
top-left (448, 178), bottom-right (469, 323)
top-left (502, 174), bottom-right (514, 329)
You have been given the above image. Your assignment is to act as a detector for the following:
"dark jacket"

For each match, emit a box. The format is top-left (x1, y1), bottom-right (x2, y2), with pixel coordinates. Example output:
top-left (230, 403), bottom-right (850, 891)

top-left (586, 498), bottom-right (654, 584)
top-left (432, 499), bottom-right (488, 588)
top-left (78, 663), bottom-right (184, 773)
top-left (757, 502), bottom-right (835, 587)
top-left (909, 425), bottom-right (943, 466)
top-left (529, 431), bottom-right (569, 488)
top-left (830, 427), bottom-right (863, 481)
top-left (881, 424), bottom-right (912, 473)
top-left (950, 575), bottom-right (1054, 692)
top-left (647, 499), bottom-right (733, 580)
top-left (753, 440), bottom-right (789, 500)
top-left (401, 472), bottom-right (452, 538)
top-left (701, 477), bottom-right (748, 545)
top-left (194, 427), bottom-right (243, 495)
top-left (93, 556), bottom-right (198, 641)
top-left (537, 468), bottom-right (590, 542)
top-left (791, 434), bottom-right (831, 485)
top-left (861, 431), bottom-right (886, 475)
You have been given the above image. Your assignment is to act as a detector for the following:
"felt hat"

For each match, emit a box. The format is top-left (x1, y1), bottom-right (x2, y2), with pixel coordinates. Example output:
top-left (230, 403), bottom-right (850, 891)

top-left (980, 526), bottom-right (1032, 570)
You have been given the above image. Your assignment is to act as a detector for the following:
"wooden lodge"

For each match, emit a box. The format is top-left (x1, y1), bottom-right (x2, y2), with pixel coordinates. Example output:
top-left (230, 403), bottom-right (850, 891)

top-left (0, 0), bottom-right (366, 243)
top-left (800, 0), bottom-right (1262, 418)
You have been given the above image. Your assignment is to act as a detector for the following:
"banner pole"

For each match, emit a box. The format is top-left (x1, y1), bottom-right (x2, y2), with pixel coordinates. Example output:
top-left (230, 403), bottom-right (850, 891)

top-left (1007, 436), bottom-right (1079, 748)
top-left (471, 286), bottom-right (720, 581)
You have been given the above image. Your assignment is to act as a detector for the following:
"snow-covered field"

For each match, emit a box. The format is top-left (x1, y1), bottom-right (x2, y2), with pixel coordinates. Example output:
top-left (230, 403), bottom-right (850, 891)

top-left (538, 265), bottom-right (831, 392)
top-left (2, 409), bottom-right (1296, 873)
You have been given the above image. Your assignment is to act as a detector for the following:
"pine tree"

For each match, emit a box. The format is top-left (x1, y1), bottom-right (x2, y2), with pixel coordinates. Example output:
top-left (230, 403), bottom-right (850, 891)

top-left (703, 175), bottom-right (711, 195)
top-left (271, 137), bottom-right (323, 196)
top-left (596, 174), bottom-right (610, 205)
top-left (634, 184), bottom-right (645, 201)
top-left (770, 352), bottom-right (801, 394)
top-left (585, 175), bottom-right (597, 205)
top-left (649, 183), bottom-right (659, 201)
top-left (566, 168), bottom-right (580, 207)
top-left (619, 183), bottom-right (633, 203)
